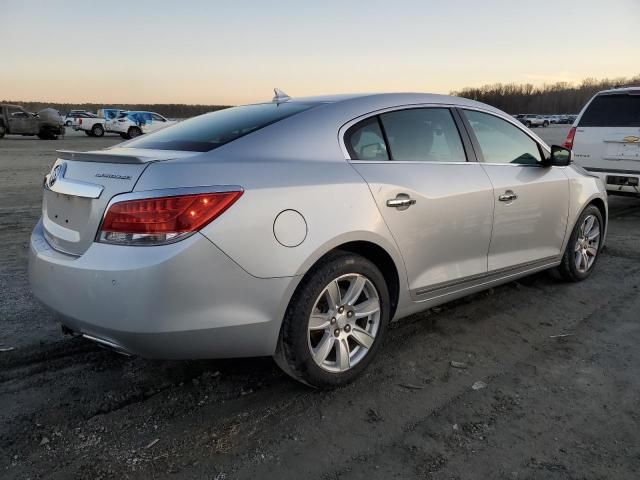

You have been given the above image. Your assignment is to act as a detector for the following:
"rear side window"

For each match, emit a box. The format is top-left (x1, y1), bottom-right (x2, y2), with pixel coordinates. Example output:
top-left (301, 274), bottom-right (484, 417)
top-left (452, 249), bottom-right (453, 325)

top-left (345, 117), bottom-right (389, 160)
top-left (579, 94), bottom-right (640, 127)
top-left (379, 108), bottom-right (466, 162)
top-left (464, 110), bottom-right (542, 165)
top-left (126, 103), bottom-right (316, 152)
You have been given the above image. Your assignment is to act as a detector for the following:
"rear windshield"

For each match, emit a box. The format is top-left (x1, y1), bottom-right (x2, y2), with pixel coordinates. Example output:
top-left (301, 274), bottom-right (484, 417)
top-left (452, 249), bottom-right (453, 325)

top-left (125, 102), bottom-right (317, 152)
top-left (579, 93), bottom-right (640, 127)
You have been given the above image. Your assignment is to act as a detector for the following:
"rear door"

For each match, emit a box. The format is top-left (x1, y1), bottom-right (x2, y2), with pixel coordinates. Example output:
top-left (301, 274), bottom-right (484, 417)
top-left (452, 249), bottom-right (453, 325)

top-left (572, 92), bottom-right (640, 178)
top-left (460, 109), bottom-right (569, 272)
top-left (347, 107), bottom-right (495, 297)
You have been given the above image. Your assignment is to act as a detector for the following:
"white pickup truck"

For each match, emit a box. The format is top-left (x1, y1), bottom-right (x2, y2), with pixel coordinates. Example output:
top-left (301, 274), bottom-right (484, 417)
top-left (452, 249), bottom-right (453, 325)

top-left (73, 108), bottom-right (127, 137)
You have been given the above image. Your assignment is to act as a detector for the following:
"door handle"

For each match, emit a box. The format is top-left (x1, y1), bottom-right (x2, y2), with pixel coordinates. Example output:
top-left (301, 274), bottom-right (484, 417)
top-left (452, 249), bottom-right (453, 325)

top-left (386, 194), bottom-right (416, 209)
top-left (498, 190), bottom-right (518, 202)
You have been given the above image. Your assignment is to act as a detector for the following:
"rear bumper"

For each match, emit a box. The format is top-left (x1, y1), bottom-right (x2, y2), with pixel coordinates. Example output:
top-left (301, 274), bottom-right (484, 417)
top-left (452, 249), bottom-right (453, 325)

top-left (28, 220), bottom-right (298, 359)
top-left (584, 168), bottom-right (640, 196)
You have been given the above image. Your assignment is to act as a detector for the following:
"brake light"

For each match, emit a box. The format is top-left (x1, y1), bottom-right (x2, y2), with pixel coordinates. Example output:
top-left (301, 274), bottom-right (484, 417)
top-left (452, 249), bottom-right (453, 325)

top-left (98, 191), bottom-right (243, 245)
top-left (563, 127), bottom-right (576, 149)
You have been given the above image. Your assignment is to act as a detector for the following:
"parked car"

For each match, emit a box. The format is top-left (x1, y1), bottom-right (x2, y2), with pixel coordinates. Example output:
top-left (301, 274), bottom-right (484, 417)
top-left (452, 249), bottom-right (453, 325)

top-left (566, 86), bottom-right (640, 196)
top-left (71, 112), bottom-right (106, 137)
top-left (64, 110), bottom-right (89, 126)
top-left (110, 111), bottom-right (175, 139)
top-left (29, 92), bottom-right (607, 388)
top-left (74, 108), bottom-right (130, 137)
top-left (519, 114), bottom-right (549, 128)
top-left (0, 104), bottom-right (65, 139)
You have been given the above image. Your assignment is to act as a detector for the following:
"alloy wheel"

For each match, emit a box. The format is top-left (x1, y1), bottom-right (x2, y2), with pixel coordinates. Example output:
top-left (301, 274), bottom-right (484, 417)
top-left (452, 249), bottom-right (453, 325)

top-left (574, 214), bottom-right (600, 273)
top-left (307, 273), bottom-right (381, 373)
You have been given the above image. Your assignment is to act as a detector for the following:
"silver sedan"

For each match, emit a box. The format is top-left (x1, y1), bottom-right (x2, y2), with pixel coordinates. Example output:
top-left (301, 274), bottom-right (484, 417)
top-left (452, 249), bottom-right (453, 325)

top-left (29, 91), bottom-right (607, 388)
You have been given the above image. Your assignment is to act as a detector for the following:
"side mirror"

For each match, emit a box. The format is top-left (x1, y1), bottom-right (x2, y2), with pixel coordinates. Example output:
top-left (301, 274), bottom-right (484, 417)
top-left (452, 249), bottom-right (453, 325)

top-left (547, 145), bottom-right (572, 167)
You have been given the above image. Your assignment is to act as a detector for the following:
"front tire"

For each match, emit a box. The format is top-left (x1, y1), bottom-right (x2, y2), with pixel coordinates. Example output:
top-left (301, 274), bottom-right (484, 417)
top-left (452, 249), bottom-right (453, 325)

top-left (275, 252), bottom-right (390, 388)
top-left (556, 205), bottom-right (603, 281)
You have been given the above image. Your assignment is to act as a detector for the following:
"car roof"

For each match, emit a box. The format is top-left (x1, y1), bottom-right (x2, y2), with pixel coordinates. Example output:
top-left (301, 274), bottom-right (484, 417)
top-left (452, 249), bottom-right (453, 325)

top-left (0, 104), bottom-right (25, 109)
top-left (272, 92), bottom-right (502, 112)
top-left (596, 86), bottom-right (640, 95)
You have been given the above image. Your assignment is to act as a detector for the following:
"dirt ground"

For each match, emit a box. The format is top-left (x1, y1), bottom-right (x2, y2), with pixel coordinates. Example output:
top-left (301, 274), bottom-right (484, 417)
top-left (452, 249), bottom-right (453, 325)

top-left (1, 126), bottom-right (639, 480)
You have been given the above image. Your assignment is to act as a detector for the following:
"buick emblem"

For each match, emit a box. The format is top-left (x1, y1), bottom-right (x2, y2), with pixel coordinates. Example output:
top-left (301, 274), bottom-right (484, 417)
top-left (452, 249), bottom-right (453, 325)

top-left (48, 162), bottom-right (66, 188)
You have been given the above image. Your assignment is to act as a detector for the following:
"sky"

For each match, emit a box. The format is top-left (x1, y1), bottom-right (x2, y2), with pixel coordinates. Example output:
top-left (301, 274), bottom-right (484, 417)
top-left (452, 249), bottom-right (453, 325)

top-left (1, 0), bottom-right (638, 105)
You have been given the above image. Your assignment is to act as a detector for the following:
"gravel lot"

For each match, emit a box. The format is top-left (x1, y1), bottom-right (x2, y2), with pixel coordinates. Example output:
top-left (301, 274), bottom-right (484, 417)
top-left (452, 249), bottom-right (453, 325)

top-left (1, 125), bottom-right (639, 479)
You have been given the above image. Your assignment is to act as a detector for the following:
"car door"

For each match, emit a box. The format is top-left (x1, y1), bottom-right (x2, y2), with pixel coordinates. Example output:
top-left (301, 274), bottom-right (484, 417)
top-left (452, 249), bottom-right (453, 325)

top-left (347, 107), bottom-right (495, 298)
top-left (8, 107), bottom-right (31, 134)
top-left (460, 109), bottom-right (570, 272)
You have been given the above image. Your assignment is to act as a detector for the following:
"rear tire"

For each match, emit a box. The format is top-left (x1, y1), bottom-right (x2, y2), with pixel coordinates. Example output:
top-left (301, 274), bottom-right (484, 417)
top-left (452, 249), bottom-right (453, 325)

top-left (91, 124), bottom-right (104, 137)
top-left (274, 251), bottom-right (390, 389)
top-left (556, 205), bottom-right (603, 282)
top-left (0, 125), bottom-right (5, 138)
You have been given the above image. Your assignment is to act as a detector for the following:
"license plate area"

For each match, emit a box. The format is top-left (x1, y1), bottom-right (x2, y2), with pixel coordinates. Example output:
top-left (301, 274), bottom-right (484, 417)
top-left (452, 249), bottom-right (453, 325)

top-left (606, 175), bottom-right (640, 186)
top-left (44, 189), bottom-right (92, 231)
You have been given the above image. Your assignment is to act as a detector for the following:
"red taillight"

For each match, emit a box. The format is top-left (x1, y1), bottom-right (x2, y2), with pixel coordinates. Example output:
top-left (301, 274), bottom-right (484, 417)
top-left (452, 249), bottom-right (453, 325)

top-left (98, 191), bottom-right (243, 245)
top-left (563, 127), bottom-right (576, 149)
top-left (78, 118), bottom-right (82, 125)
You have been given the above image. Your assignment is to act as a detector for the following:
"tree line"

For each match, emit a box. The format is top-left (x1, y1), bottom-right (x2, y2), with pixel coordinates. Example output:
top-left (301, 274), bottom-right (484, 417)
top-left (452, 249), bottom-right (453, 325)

top-left (451, 74), bottom-right (640, 114)
top-left (0, 101), bottom-right (231, 119)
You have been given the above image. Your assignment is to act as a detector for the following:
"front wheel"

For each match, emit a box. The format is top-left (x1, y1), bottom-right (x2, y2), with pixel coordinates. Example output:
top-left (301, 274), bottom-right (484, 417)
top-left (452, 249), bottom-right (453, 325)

top-left (556, 205), bottom-right (603, 281)
top-left (275, 252), bottom-right (390, 388)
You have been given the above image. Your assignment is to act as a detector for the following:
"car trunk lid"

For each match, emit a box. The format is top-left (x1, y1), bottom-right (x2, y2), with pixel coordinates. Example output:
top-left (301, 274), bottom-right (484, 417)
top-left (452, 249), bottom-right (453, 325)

top-left (42, 149), bottom-right (199, 255)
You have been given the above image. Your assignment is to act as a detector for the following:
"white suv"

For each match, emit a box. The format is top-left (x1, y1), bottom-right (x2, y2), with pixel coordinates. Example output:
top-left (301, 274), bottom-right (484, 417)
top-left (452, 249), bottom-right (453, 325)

top-left (111, 111), bottom-right (175, 139)
top-left (566, 87), bottom-right (640, 196)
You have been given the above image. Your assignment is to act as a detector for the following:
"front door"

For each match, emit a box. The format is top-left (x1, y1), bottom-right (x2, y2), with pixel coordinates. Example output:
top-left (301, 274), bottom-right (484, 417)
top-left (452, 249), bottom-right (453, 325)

top-left (347, 107), bottom-right (495, 296)
top-left (461, 109), bottom-right (570, 271)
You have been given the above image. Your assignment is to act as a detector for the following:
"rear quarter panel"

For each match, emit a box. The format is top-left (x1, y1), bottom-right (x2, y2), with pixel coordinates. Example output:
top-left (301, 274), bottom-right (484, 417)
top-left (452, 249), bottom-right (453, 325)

top-left (134, 158), bottom-right (409, 285)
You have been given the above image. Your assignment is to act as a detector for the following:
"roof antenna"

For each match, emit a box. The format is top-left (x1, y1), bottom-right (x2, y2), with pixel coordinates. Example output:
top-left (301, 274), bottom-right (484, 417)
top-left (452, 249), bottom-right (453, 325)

top-left (272, 88), bottom-right (291, 103)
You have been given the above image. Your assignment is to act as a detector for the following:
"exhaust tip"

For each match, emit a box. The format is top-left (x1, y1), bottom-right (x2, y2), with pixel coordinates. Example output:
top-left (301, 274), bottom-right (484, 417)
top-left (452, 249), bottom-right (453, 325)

top-left (81, 333), bottom-right (132, 357)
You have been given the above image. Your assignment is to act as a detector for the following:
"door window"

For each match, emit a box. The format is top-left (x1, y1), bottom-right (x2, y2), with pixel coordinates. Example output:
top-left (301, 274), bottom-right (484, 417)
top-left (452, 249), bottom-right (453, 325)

top-left (379, 108), bottom-right (466, 162)
top-left (464, 110), bottom-right (542, 165)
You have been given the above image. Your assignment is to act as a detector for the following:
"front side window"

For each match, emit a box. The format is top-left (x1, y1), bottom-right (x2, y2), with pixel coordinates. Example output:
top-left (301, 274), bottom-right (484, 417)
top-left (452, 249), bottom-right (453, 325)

top-left (463, 110), bottom-right (542, 165)
top-left (579, 93), bottom-right (640, 127)
top-left (379, 108), bottom-right (466, 162)
top-left (126, 103), bottom-right (316, 152)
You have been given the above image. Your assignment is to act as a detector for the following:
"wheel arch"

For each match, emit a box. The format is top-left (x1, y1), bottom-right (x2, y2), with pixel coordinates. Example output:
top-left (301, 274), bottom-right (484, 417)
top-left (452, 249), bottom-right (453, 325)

top-left (293, 239), bottom-right (402, 320)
